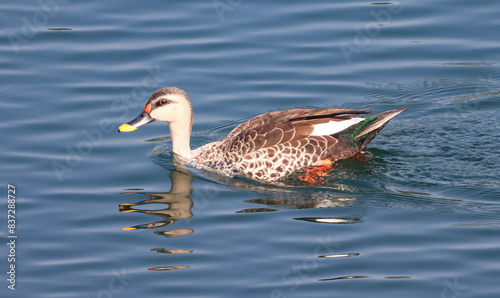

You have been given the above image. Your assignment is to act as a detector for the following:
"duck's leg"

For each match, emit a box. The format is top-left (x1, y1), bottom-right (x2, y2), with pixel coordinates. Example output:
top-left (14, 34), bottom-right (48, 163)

top-left (299, 159), bottom-right (334, 184)
top-left (351, 150), bottom-right (372, 162)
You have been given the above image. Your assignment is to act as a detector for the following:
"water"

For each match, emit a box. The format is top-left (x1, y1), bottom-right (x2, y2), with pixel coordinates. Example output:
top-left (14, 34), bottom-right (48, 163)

top-left (1, 0), bottom-right (499, 297)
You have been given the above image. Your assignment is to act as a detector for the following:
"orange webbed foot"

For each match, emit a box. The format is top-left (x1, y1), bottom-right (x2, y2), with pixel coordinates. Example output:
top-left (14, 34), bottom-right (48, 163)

top-left (299, 159), bottom-right (334, 184)
top-left (351, 151), bottom-right (372, 162)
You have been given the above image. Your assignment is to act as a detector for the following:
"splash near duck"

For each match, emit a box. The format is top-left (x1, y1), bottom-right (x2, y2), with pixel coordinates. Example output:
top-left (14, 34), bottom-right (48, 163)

top-left (119, 87), bottom-right (405, 183)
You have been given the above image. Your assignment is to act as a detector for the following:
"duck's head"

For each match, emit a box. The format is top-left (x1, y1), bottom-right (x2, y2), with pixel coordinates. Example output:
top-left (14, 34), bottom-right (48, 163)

top-left (118, 87), bottom-right (193, 132)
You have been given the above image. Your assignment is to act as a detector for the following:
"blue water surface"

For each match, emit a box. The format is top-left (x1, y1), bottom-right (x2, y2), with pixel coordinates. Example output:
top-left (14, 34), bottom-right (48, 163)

top-left (1, 0), bottom-right (499, 297)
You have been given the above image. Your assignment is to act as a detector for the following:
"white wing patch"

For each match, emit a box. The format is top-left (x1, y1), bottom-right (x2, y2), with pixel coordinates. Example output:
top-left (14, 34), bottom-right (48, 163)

top-left (310, 117), bottom-right (364, 136)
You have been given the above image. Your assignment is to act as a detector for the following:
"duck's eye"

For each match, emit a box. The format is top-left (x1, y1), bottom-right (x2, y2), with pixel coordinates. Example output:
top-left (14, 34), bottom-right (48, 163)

top-left (157, 99), bottom-right (168, 107)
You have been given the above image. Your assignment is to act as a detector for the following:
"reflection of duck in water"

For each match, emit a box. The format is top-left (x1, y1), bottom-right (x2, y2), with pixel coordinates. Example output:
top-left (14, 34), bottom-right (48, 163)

top-left (120, 167), bottom-right (195, 271)
top-left (119, 87), bottom-right (405, 183)
top-left (120, 158), bottom-right (366, 271)
top-left (120, 170), bottom-right (194, 232)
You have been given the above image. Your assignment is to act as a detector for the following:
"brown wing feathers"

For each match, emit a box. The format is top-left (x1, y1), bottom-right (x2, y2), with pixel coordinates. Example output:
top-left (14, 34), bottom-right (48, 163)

top-left (225, 109), bottom-right (371, 155)
top-left (226, 120), bottom-right (311, 155)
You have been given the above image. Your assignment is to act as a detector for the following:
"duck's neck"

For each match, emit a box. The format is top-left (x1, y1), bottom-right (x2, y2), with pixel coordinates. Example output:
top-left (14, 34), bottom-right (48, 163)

top-left (168, 117), bottom-right (193, 159)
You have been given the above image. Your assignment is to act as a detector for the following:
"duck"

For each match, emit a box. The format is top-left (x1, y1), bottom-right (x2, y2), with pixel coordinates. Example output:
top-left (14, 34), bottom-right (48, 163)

top-left (118, 87), bottom-right (405, 182)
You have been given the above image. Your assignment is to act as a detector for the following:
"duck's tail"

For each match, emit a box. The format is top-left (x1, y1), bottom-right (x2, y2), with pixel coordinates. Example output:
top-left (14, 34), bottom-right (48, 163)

top-left (336, 107), bottom-right (406, 154)
top-left (356, 107), bottom-right (406, 138)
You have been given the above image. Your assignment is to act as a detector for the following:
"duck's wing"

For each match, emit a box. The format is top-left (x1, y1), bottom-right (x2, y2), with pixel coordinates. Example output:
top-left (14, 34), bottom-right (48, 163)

top-left (222, 108), bottom-right (372, 156)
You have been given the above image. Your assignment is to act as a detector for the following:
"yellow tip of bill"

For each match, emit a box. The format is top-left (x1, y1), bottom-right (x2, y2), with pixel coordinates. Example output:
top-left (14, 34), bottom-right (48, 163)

top-left (118, 123), bottom-right (137, 132)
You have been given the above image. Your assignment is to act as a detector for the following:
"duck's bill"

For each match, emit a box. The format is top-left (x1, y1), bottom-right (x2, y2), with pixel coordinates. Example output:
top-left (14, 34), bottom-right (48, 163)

top-left (118, 111), bottom-right (155, 132)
